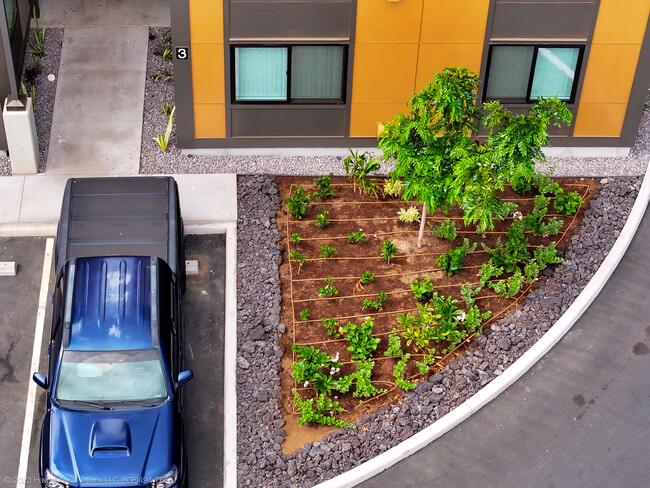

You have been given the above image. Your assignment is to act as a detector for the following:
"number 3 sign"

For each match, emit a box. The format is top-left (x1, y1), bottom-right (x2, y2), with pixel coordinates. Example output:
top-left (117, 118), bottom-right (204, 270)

top-left (175, 47), bottom-right (189, 60)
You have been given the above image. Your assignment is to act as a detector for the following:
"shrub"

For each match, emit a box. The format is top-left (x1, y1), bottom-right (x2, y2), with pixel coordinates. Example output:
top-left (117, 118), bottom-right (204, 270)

top-left (429, 219), bottom-right (457, 241)
top-left (289, 233), bottom-right (302, 243)
top-left (384, 178), bottom-right (405, 197)
top-left (437, 238), bottom-right (477, 276)
top-left (393, 354), bottom-right (416, 390)
top-left (411, 276), bottom-right (435, 302)
top-left (319, 245), bottom-right (338, 258)
top-left (383, 329), bottom-right (403, 357)
top-left (362, 291), bottom-right (387, 311)
top-left (381, 240), bottom-right (398, 265)
top-left (321, 318), bottom-right (341, 338)
top-left (397, 206), bottom-right (420, 223)
top-left (316, 210), bottom-right (330, 228)
top-left (348, 232), bottom-right (365, 244)
top-left (521, 195), bottom-right (563, 237)
top-left (553, 186), bottom-right (584, 215)
top-left (342, 317), bottom-right (380, 360)
top-left (318, 277), bottom-right (339, 297)
top-left (314, 173), bottom-right (334, 200)
top-left (286, 186), bottom-right (310, 219)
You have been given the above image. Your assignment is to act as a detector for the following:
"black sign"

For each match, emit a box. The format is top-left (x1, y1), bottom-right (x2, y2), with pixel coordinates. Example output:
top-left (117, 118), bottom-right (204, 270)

top-left (175, 46), bottom-right (189, 60)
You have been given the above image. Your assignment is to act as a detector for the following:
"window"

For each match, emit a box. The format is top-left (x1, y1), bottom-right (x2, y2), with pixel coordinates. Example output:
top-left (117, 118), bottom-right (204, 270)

top-left (484, 45), bottom-right (583, 103)
top-left (3, 0), bottom-right (18, 40)
top-left (233, 45), bottom-right (346, 103)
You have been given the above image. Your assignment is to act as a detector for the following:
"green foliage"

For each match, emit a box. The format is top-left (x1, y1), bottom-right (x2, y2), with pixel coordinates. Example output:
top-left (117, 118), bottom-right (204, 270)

top-left (381, 240), bottom-right (398, 264)
top-left (28, 8), bottom-right (45, 57)
top-left (343, 150), bottom-right (381, 196)
top-left (286, 186), bottom-right (310, 219)
top-left (342, 317), bottom-right (380, 360)
top-left (416, 354), bottom-right (436, 374)
top-left (21, 82), bottom-right (36, 108)
top-left (319, 245), bottom-right (338, 258)
top-left (318, 277), bottom-right (339, 297)
top-left (482, 220), bottom-right (531, 273)
top-left (321, 318), bottom-right (341, 338)
top-left (393, 354), bottom-right (416, 390)
top-left (437, 238), bottom-right (477, 276)
top-left (360, 270), bottom-right (375, 284)
top-left (398, 206), bottom-right (421, 223)
top-left (463, 305), bottom-right (491, 335)
top-left (553, 186), bottom-right (584, 215)
top-left (289, 251), bottom-right (306, 275)
top-left (460, 282), bottom-right (481, 308)
top-left (314, 173), bottom-right (334, 200)
top-left (489, 270), bottom-right (525, 297)
top-left (384, 329), bottom-right (403, 357)
top-left (23, 59), bottom-right (43, 85)
top-left (162, 47), bottom-right (173, 61)
top-left (153, 68), bottom-right (174, 82)
top-left (534, 171), bottom-right (559, 195)
top-left (478, 261), bottom-right (504, 288)
top-left (299, 309), bottom-right (310, 320)
top-left (521, 195), bottom-right (563, 236)
top-left (289, 233), bottom-right (302, 243)
top-left (362, 291), bottom-right (387, 311)
top-left (411, 276), bottom-right (435, 302)
top-left (429, 219), bottom-right (457, 241)
top-left (351, 359), bottom-right (386, 398)
top-left (533, 242), bottom-right (564, 268)
top-left (292, 389), bottom-right (354, 428)
top-left (161, 102), bottom-right (173, 117)
top-left (348, 232), bottom-right (365, 244)
top-left (384, 178), bottom-right (405, 197)
top-left (316, 209), bottom-right (330, 228)
top-left (524, 262), bottom-right (541, 282)
top-left (290, 344), bottom-right (340, 386)
top-left (153, 106), bottom-right (175, 152)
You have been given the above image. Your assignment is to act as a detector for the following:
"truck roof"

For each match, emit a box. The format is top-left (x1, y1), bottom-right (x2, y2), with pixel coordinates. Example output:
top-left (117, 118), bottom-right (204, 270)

top-left (55, 177), bottom-right (183, 278)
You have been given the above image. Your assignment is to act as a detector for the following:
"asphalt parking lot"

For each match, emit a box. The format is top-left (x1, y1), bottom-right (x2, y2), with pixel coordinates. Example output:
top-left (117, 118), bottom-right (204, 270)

top-left (0, 235), bottom-right (225, 488)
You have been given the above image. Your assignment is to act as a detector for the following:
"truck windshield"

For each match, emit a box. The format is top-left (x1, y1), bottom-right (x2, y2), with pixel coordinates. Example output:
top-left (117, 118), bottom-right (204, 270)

top-left (55, 349), bottom-right (168, 404)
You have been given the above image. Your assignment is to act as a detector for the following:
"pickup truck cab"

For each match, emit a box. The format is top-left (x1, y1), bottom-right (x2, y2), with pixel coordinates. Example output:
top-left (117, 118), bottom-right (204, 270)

top-left (33, 177), bottom-right (191, 488)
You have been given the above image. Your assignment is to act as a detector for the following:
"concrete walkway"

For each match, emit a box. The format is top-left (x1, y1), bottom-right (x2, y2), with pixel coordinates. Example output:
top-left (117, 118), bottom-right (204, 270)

top-left (357, 207), bottom-right (650, 487)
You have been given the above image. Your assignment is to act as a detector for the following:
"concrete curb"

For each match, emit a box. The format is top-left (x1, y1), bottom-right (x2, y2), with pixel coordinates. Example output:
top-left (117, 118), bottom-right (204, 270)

top-left (312, 162), bottom-right (650, 488)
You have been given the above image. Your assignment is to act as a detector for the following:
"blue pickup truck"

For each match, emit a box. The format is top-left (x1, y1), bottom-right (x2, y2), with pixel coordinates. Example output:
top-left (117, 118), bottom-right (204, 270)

top-left (33, 177), bottom-right (192, 488)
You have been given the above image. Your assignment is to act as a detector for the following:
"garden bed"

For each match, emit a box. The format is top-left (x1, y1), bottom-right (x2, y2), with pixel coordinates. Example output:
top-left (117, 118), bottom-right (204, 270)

top-left (276, 176), bottom-right (596, 451)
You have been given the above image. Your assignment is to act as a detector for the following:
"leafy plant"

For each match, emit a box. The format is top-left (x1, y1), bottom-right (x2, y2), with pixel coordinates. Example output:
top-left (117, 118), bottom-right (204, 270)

top-left (27, 7), bottom-right (45, 57)
top-left (291, 344), bottom-right (340, 386)
top-left (318, 277), bottom-right (339, 297)
top-left (289, 250), bottom-right (306, 275)
top-left (460, 282), bottom-right (481, 308)
top-left (161, 102), bottom-right (173, 117)
top-left (316, 210), bottom-right (330, 228)
top-left (489, 270), bottom-right (525, 297)
top-left (292, 389), bottom-right (354, 428)
top-left (21, 82), bottom-right (36, 108)
top-left (463, 305), bottom-right (491, 335)
top-left (162, 46), bottom-right (173, 61)
top-left (348, 232), bottom-right (365, 244)
top-left (153, 106), bottom-right (175, 152)
top-left (533, 242), bottom-right (564, 268)
top-left (352, 359), bottom-right (386, 398)
top-left (521, 195), bottom-right (563, 237)
top-left (299, 309), bottom-right (310, 320)
top-left (478, 261), bottom-right (504, 288)
top-left (343, 150), bottom-right (381, 196)
top-left (411, 276), bottom-right (435, 302)
top-left (416, 354), bottom-right (436, 374)
top-left (289, 233), bottom-right (302, 243)
top-left (360, 270), bottom-right (375, 284)
top-left (383, 178), bottom-right (405, 197)
top-left (384, 329), bottom-right (403, 357)
top-left (398, 206), bottom-right (420, 223)
top-left (381, 240), bottom-right (398, 265)
top-left (482, 220), bottom-right (530, 273)
top-left (553, 186), bottom-right (584, 215)
top-left (362, 291), bottom-right (387, 311)
top-left (429, 219), bottom-right (457, 241)
top-left (319, 245), bottom-right (338, 258)
top-left (393, 354), bottom-right (416, 390)
top-left (534, 171), bottom-right (559, 195)
top-left (342, 317), bottom-right (380, 360)
top-left (314, 173), bottom-right (334, 200)
top-left (437, 238), bottom-right (477, 276)
top-left (321, 318), bottom-right (341, 338)
top-left (286, 186), bottom-right (310, 219)
top-left (153, 68), bottom-right (174, 82)
top-left (23, 60), bottom-right (43, 84)
top-left (524, 262), bottom-right (541, 282)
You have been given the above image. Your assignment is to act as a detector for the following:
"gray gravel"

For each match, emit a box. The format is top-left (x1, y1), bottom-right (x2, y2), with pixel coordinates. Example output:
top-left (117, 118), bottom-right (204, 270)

top-left (0, 28), bottom-right (62, 176)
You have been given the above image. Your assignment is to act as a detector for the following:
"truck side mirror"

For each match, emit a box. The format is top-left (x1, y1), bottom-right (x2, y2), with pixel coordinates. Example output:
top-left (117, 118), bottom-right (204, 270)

top-left (177, 370), bottom-right (193, 386)
top-left (33, 373), bottom-right (48, 389)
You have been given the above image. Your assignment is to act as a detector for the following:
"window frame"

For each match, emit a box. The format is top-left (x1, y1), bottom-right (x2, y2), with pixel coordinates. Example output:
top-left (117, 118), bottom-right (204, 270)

top-left (231, 44), bottom-right (348, 105)
top-left (483, 44), bottom-right (585, 104)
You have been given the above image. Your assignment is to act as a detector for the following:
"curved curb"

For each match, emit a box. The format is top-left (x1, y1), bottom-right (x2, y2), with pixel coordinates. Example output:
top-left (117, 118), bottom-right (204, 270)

top-left (313, 163), bottom-right (650, 488)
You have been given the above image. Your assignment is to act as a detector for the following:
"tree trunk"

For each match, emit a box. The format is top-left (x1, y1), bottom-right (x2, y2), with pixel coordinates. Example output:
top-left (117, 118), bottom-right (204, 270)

top-left (417, 203), bottom-right (427, 248)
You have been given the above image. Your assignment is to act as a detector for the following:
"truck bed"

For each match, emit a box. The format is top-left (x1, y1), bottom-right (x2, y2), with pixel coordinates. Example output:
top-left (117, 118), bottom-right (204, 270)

top-left (55, 177), bottom-right (184, 279)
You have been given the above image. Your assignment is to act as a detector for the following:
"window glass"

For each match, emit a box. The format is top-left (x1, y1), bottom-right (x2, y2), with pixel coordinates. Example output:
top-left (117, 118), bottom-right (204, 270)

top-left (235, 47), bottom-right (288, 101)
top-left (56, 349), bottom-right (168, 402)
top-left (3, 0), bottom-right (17, 40)
top-left (530, 47), bottom-right (580, 100)
top-left (291, 46), bottom-right (344, 99)
top-left (485, 46), bottom-right (534, 100)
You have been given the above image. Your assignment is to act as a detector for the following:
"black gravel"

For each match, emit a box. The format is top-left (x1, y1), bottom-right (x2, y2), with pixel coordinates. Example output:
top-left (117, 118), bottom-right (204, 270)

top-left (235, 175), bottom-right (641, 488)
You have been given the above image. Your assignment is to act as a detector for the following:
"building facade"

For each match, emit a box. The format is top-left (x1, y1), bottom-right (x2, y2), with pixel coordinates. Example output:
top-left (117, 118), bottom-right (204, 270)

top-left (170, 0), bottom-right (650, 152)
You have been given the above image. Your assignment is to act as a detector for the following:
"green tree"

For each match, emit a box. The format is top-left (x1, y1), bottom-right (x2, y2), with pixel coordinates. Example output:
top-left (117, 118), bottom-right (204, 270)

top-left (379, 67), bottom-right (483, 248)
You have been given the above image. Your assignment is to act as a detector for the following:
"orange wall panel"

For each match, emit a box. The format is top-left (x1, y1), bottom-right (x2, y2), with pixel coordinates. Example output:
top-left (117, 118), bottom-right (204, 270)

top-left (349, 103), bottom-right (409, 138)
top-left (355, 0), bottom-right (424, 43)
top-left (351, 44), bottom-right (419, 104)
top-left (592, 0), bottom-right (650, 44)
top-left (573, 103), bottom-right (627, 137)
top-left (415, 44), bottom-right (484, 91)
top-left (191, 44), bottom-right (225, 104)
top-left (421, 0), bottom-right (490, 44)
top-left (194, 103), bottom-right (226, 138)
top-left (189, 0), bottom-right (223, 44)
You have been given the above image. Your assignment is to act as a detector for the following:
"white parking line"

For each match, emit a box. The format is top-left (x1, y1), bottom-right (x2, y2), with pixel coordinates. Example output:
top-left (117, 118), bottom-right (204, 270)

top-left (16, 238), bottom-right (53, 488)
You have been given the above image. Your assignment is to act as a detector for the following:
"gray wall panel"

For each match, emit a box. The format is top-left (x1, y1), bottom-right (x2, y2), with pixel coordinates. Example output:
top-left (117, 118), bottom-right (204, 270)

top-left (491, 2), bottom-right (596, 40)
top-left (231, 107), bottom-right (346, 137)
top-left (229, 1), bottom-right (352, 39)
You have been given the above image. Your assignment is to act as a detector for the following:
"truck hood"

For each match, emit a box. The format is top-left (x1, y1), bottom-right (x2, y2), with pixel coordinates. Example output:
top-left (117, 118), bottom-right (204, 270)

top-left (46, 403), bottom-right (175, 486)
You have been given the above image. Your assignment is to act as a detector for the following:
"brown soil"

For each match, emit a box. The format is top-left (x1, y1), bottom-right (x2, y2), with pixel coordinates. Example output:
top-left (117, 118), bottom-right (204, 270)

top-left (276, 176), bottom-right (597, 453)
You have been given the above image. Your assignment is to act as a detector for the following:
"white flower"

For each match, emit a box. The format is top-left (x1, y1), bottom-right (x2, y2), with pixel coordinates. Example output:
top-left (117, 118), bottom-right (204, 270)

top-left (513, 211), bottom-right (523, 220)
top-left (457, 311), bottom-right (466, 322)
top-left (333, 352), bottom-right (340, 361)
top-left (303, 381), bottom-right (309, 387)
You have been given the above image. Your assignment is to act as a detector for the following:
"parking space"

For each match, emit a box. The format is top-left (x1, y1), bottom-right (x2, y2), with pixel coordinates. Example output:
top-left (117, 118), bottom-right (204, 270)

top-left (0, 234), bottom-right (225, 488)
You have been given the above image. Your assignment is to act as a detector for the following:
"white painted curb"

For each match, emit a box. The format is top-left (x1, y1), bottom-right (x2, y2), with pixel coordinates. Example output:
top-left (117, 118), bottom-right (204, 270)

top-left (313, 162), bottom-right (650, 488)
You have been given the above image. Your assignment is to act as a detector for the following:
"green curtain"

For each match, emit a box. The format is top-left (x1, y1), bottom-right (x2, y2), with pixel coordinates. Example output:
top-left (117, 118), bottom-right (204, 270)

top-left (530, 47), bottom-right (580, 100)
top-left (235, 47), bottom-right (288, 101)
top-left (485, 46), bottom-right (534, 100)
top-left (291, 46), bottom-right (344, 99)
